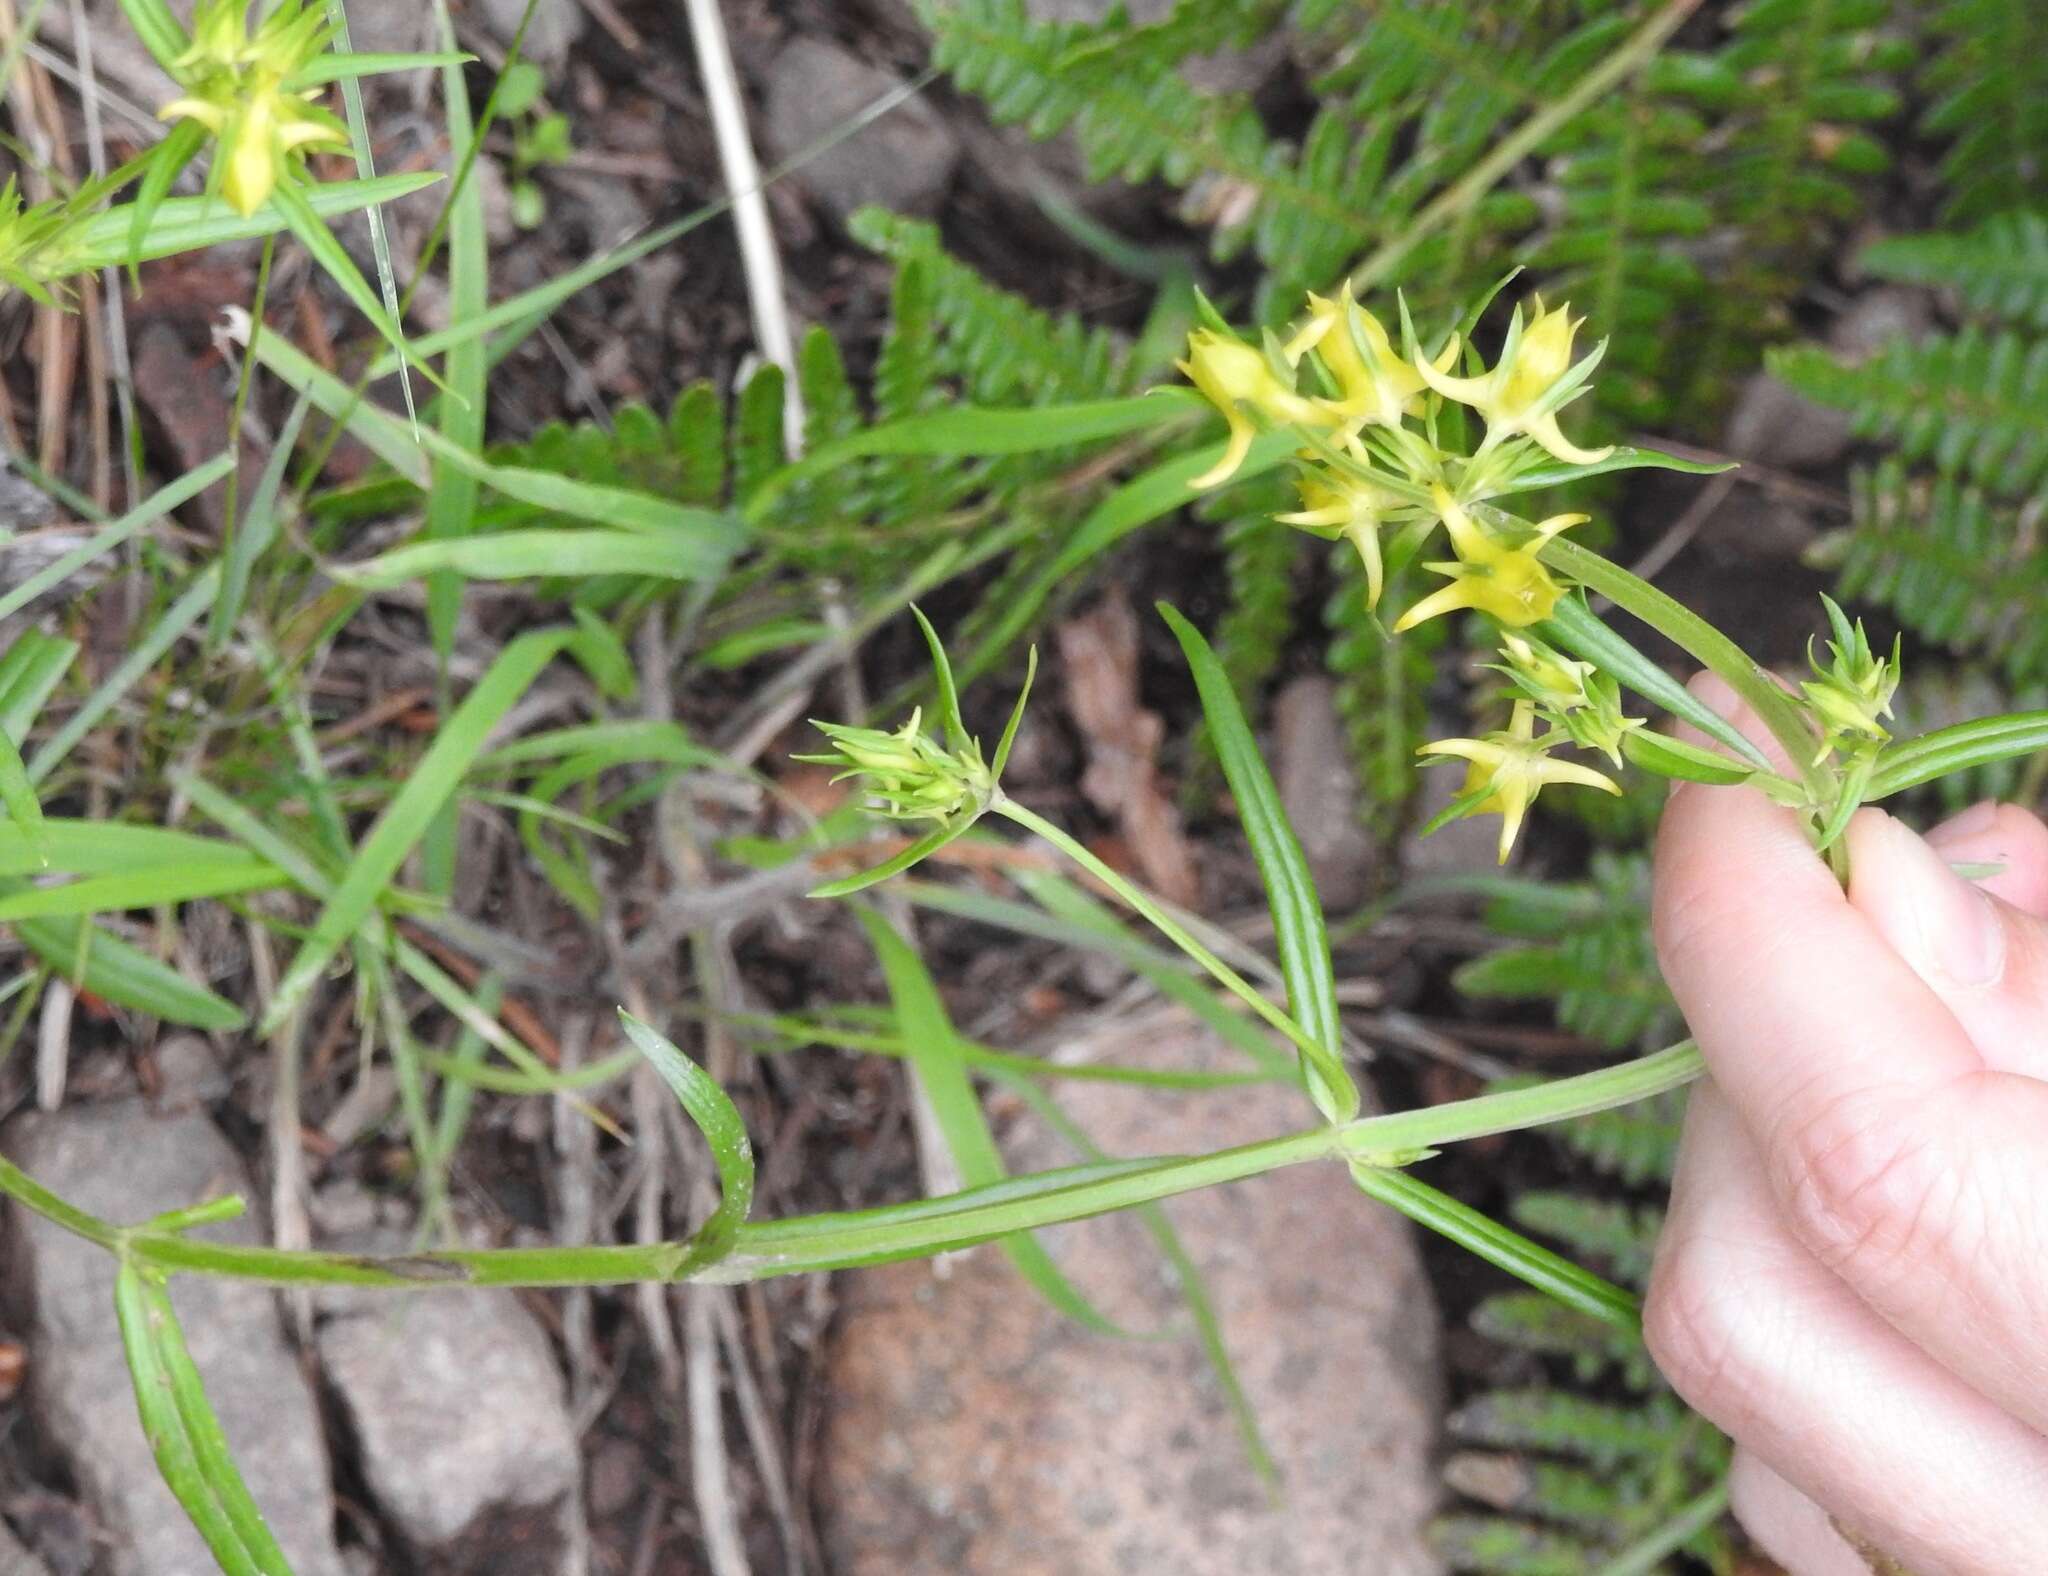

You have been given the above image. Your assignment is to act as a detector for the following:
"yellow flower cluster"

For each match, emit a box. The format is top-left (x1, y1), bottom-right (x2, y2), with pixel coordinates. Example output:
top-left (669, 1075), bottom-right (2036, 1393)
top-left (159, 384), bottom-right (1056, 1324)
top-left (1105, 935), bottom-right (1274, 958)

top-left (1176, 286), bottom-right (1612, 629)
top-left (1176, 285), bottom-right (1630, 860)
top-left (159, 0), bottom-right (347, 216)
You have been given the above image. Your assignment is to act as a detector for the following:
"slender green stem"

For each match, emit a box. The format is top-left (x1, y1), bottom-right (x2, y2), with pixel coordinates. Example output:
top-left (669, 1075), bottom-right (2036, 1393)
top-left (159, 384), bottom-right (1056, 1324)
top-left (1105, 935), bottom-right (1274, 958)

top-left (0, 1041), bottom-right (1704, 1291)
top-left (990, 795), bottom-right (1331, 1074)
top-left (1346, 0), bottom-right (1706, 296)
top-left (1543, 536), bottom-right (1829, 800)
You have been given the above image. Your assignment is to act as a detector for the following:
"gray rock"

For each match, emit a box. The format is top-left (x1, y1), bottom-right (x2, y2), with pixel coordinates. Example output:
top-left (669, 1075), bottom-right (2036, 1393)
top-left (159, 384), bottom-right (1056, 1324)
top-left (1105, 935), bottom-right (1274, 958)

top-left (1827, 285), bottom-right (1934, 362)
top-left (0, 471), bottom-right (55, 535)
top-left (1274, 675), bottom-right (1378, 909)
top-left (0, 1520), bottom-right (50, 1576)
top-left (819, 1026), bottom-right (1445, 1575)
top-left (1722, 370), bottom-right (1854, 472)
top-left (477, 0), bottom-right (584, 70)
top-left (316, 1288), bottom-right (578, 1565)
top-left (1, 1104), bottom-right (347, 1576)
top-left (762, 39), bottom-right (962, 223)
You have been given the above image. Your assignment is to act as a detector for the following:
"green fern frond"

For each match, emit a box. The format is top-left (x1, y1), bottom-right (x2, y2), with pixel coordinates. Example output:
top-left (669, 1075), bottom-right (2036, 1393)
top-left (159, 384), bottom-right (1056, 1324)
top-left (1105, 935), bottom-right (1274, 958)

top-left (1456, 851), bottom-right (1676, 1051)
top-left (1714, 0), bottom-right (1906, 242)
top-left (1814, 457), bottom-right (2048, 682)
top-left (1919, 0), bottom-right (2048, 225)
top-left (1208, 490), bottom-right (1302, 702)
top-left (851, 208), bottom-right (1132, 403)
top-left (1448, 1389), bottom-right (1693, 1471)
top-left (1509, 1192), bottom-right (1662, 1288)
top-left (1430, 1512), bottom-right (1606, 1576)
top-left (1861, 209), bottom-right (2048, 330)
top-left (1469, 1291), bottom-right (1653, 1387)
top-left (1550, 1089), bottom-right (1688, 1188)
top-left (1770, 329), bottom-right (2048, 496)
top-left (669, 382), bottom-right (726, 506)
top-left (732, 362), bottom-right (788, 503)
top-left (916, 0), bottom-right (1336, 278)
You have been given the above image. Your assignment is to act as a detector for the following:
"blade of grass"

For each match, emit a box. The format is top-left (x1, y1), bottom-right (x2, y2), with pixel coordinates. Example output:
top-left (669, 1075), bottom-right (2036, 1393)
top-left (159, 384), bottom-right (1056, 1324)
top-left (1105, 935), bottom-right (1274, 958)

top-left (856, 908), bottom-right (1143, 1337)
top-left (210, 390), bottom-right (312, 652)
top-left (13, 914), bottom-right (245, 1029)
top-left (0, 862), bottom-right (284, 920)
top-left (287, 50), bottom-right (468, 87)
top-left (740, 393), bottom-right (1198, 525)
top-left (1351, 1166), bottom-right (1640, 1330)
top-left (114, 1264), bottom-right (262, 1576)
top-left (0, 632), bottom-right (77, 741)
top-left (419, 0), bottom-right (489, 896)
top-left (953, 427), bottom-right (1295, 686)
top-left (0, 820), bottom-right (267, 877)
top-left (319, 0), bottom-right (422, 431)
top-left (733, 1007), bottom-right (1274, 1090)
top-left (133, 1270), bottom-right (296, 1571)
top-left (270, 180), bottom-right (448, 400)
top-left (245, 328), bottom-right (740, 552)
top-left (996, 871), bottom-right (1294, 1078)
top-left (26, 562), bottom-right (220, 786)
top-left (257, 628), bottom-right (571, 1035)
top-left (0, 729), bottom-right (44, 861)
top-left (0, 452), bottom-right (231, 627)
top-left (339, 529), bottom-right (731, 586)
top-left (67, 173), bottom-right (445, 272)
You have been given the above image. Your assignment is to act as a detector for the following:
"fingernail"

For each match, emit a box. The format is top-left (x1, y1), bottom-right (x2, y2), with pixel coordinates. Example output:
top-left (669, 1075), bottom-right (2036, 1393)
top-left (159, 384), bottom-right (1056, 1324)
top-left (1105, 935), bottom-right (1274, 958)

top-left (1925, 798), bottom-right (2001, 855)
top-left (1875, 815), bottom-right (2006, 988)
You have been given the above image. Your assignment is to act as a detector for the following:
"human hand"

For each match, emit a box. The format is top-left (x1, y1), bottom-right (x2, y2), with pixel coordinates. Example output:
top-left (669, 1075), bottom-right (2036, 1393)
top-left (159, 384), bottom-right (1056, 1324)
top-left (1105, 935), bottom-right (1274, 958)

top-left (1646, 675), bottom-right (2048, 1575)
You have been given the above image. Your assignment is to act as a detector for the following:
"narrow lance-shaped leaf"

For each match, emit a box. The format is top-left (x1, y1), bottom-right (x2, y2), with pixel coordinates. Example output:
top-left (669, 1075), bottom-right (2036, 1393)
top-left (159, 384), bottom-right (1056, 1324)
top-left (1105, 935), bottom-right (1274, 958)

top-left (617, 1012), bottom-right (754, 1275)
top-left (1351, 1165), bottom-right (1639, 1331)
top-left (72, 173), bottom-right (444, 274)
top-left (269, 179), bottom-right (452, 398)
top-left (1159, 602), bottom-right (1359, 1124)
top-left (115, 1261), bottom-right (296, 1575)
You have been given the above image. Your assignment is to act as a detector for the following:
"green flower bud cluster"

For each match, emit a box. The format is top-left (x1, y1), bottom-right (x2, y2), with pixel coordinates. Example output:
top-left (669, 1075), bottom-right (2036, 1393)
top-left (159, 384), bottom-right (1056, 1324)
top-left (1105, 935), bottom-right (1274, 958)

top-left (800, 709), bottom-right (993, 825)
top-left (1801, 595), bottom-right (1901, 765)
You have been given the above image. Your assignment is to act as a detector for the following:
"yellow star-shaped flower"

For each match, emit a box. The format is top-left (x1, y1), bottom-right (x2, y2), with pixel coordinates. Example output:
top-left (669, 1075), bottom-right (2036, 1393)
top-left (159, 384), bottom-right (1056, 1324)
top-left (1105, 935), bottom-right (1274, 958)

top-left (1280, 285), bottom-right (1453, 433)
top-left (157, 0), bottom-right (347, 217)
top-left (1417, 702), bottom-right (1620, 863)
top-left (1393, 487), bottom-right (1585, 632)
top-left (1275, 470), bottom-right (1406, 609)
top-left (1177, 327), bottom-right (1339, 490)
top-left (1414, 296), bottom-right (1614, 467)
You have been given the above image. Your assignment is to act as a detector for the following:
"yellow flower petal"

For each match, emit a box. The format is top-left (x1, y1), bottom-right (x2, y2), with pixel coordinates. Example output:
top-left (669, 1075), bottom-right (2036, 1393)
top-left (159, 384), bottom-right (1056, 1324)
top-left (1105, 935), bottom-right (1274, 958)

top-left (1526, 411), bottom-right (1614, 468)
top-left (1187, 407), bottom-right (1255, 490)
top-left (159, 96), bottom-right (227, 131)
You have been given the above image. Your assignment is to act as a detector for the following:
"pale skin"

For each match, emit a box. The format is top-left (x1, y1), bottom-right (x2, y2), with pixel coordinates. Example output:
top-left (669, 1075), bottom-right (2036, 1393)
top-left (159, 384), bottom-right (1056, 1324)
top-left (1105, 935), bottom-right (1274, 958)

top-left (1646, 675), bottom-right (2048, 1573)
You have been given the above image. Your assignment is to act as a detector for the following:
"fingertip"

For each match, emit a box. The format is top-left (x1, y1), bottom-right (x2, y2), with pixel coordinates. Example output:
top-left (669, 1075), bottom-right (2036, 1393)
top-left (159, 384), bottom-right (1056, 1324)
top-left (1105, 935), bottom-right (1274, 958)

top-left (1924, 800), bottom-right (2048, 919)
